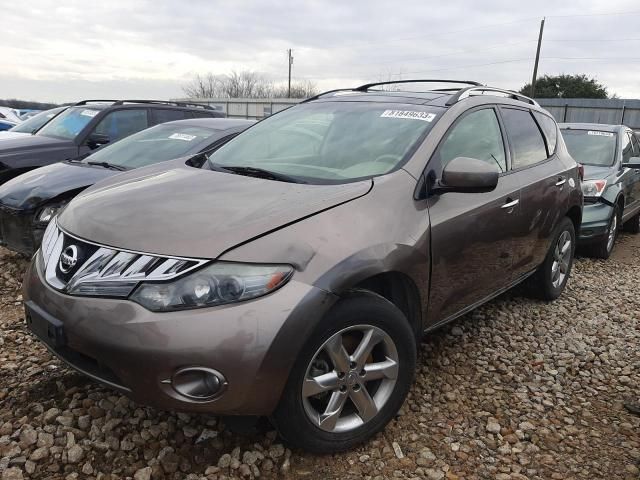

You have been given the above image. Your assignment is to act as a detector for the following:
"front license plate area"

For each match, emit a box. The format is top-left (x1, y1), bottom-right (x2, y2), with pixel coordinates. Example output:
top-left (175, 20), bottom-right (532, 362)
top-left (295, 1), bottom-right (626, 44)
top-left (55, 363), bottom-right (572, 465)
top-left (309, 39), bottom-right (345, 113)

top-left (25, 302), bottom-right (67, 349)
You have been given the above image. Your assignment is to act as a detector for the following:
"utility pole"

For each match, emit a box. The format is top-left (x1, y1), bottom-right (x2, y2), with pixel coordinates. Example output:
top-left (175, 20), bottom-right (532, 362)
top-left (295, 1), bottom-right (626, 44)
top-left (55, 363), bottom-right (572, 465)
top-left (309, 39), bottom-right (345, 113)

top-left (287, 49), bottom-right (293, 98)
top-left (530, 17), bottom-right (545, 98)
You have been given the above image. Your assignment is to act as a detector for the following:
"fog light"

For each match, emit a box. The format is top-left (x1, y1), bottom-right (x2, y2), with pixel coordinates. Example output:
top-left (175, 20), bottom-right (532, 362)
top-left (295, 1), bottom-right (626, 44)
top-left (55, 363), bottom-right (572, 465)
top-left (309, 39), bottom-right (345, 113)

top-left (171, 367), bottom-right (227, 401)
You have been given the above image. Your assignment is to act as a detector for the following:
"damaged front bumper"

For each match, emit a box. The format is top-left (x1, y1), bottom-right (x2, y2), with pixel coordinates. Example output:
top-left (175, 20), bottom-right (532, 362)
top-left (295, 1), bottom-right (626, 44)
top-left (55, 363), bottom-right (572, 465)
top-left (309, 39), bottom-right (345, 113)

top-left (0, 204), bottom-right (45, 256)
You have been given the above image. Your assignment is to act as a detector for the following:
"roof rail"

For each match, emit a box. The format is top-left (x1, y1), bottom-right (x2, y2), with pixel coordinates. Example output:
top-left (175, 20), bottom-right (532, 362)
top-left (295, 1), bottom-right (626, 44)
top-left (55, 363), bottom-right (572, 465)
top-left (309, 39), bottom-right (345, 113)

top-left (301, 89), bottom-right (360, 103)
top-left (73, 99), bottom-right (213, 110)
top-left (446, 87), bottom-right (539, 106)
top-left (355, 79), bottom-right (483, 92)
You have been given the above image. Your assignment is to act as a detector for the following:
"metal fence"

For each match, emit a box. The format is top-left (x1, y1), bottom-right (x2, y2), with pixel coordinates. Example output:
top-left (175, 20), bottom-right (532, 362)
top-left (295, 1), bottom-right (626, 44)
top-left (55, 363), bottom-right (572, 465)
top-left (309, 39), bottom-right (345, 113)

top-left (175, 96), bottom-right (640, 130)
top-left (536, 98), bottom-right (640, 130)
top-left (172, 97), bottom-right (300, 119)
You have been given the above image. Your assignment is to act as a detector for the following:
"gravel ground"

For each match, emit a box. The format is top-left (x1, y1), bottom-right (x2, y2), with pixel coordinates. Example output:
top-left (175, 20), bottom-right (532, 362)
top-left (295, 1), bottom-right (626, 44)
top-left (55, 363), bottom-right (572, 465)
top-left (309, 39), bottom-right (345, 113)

top-left (0, 234), bottom-right (638, 480)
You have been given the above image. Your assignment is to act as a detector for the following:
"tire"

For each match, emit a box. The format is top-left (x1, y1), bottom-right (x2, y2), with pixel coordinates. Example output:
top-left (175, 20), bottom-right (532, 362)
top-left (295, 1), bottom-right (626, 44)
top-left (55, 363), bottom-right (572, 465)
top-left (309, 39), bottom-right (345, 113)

top-left (272, 292), bottom-right (417, 453)
top-left (526, 217), bottom-right (576, 301)
top-left (587, 205), bottom-right (619, 259)
top-left (623, 211), bottom-right (640, 234)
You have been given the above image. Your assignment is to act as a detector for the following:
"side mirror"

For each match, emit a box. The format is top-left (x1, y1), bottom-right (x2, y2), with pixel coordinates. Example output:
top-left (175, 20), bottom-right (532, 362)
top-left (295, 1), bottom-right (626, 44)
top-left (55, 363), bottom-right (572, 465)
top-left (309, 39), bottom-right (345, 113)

top-left (623, 156), bottom-right (640, 169)
top-left (86, 133), bottom-right (110, 149)
top-left (436, 156), bottom-right (500, 193)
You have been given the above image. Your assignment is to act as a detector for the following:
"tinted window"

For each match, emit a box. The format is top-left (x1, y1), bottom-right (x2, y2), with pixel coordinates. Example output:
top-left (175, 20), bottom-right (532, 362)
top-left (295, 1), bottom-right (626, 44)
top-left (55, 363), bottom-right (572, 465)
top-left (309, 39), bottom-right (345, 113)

top-left (561, 129), bottom-right (616, 167)
top-left (37, 107), bottom-right (100, 140)
top-left (152, 109), bottom-right (190, 124)
top-left (84, 123), bottom-right (217, 169)
top-left (209, 102), bottom-right (438, 183)
top-left (437, 108), bottom-right (506, 172)
top-left (533, 112), bottom-right (557, 155)
top-left (501, 108), bottom-right (548, 169)
top-left (93, 109), bottom-right (149, 142)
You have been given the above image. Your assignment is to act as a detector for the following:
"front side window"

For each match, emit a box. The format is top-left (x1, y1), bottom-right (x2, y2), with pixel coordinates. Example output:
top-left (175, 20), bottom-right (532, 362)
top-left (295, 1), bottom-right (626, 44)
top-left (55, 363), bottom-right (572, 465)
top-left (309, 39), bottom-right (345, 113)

top-left (92, 109), bottom-right (149, 142)
top-left (501, 108), bottom-right (548, 169)
top-left (561, 129), bottom-right (617, 167)
top-left (83, 123), bottom-right (217, 169)
top-left (436, 108), bottom-right (506, 172)
top-left (626, 132), bottom-right (639, 158)
top-left (37, 107), bottom-right (101, 140)
top-left (208, 102), bottom-right (440, 183)
top-left (621, 132), bottom-right (632, 163)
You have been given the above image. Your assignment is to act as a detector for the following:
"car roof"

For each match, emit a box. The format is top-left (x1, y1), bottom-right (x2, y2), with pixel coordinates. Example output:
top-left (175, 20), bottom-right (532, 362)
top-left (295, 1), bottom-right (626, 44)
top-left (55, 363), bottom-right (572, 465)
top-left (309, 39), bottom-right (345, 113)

top-left (304, 80), bottom-right (542, 110)
top-left (559, 123), bottom-right (625, 132)
top-left (162, 118), bottom-right (256, 130)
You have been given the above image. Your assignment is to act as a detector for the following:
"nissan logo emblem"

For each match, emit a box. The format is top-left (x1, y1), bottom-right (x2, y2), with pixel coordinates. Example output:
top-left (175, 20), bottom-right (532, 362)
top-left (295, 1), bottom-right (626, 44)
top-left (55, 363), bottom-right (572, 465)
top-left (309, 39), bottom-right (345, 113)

top-left (59, 245), bottom-right (79, 273)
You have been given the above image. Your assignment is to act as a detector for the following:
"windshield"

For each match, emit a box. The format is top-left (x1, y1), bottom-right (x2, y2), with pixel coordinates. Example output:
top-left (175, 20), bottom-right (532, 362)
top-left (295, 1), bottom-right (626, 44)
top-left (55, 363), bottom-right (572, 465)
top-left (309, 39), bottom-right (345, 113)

top-left (561, 129), bottom-right (617, 167)
top-left (10, 107), bottom-right (65, 134)
top-left (83, 123), bottom-right (217, 169)
top-left (37, 107), bottom-right (102, 140)
top-left (208, 102), bottom-right (439, 183)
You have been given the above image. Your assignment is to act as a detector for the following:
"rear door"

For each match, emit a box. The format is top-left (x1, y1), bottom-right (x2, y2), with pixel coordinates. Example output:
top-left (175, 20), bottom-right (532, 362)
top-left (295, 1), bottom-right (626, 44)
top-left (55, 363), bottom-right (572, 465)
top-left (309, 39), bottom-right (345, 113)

top-left (427, 106), bottom-right (520, 323)
top-left (500, 107), bottom-right (568, 278)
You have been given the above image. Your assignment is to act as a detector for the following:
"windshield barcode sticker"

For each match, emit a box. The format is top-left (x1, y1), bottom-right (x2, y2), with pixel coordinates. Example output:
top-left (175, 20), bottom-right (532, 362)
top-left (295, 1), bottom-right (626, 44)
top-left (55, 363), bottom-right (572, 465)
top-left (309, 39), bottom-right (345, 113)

top-left (380, 110), bottom-right (436, 122)
top-left (168, 133), bottom-right (197, 141)
top-left (587, 131), bottom-right (614, 137)
top-left (80, 109), bottom-right (99, 117)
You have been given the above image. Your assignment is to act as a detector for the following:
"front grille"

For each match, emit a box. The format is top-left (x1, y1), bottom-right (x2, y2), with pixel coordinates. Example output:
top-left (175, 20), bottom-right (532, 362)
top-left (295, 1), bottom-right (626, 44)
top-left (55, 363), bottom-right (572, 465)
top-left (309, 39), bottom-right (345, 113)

top-left (41, 219), bottom-right (208, 297)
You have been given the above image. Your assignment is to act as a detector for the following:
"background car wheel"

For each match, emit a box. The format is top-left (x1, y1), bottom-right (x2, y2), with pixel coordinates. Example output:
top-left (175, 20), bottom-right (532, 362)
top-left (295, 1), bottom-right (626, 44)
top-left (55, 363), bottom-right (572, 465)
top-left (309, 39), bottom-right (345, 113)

top-left (272, 292), bottom-right (417, 453)
top-left (623, 211), bottom-right (640, 234)
top-left (588, 206), bottom-right (619, 259)
top-left (526, 217), bottom-right (576, 301)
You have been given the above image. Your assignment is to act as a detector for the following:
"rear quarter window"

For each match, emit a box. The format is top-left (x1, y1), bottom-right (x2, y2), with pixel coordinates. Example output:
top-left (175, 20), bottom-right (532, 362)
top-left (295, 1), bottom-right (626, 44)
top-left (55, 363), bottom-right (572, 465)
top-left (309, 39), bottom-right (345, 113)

top-left (533, 111), bottom-right (558, 156)
top-left (501, 108), bottom-right (548, 169)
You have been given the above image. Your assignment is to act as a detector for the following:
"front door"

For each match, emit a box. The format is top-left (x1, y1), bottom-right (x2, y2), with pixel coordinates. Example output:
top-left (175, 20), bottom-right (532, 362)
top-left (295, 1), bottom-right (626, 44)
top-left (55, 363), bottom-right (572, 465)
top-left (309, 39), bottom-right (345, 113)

top-left (426, 107), bottom-right (520, 324)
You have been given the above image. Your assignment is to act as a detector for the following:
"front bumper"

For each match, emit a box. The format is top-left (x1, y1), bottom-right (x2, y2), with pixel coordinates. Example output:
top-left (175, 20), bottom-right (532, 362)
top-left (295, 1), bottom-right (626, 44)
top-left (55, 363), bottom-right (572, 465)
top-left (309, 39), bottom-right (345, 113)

top-left (23, 256), bottom-right (336, 415)
top-left (578, 201), bottom-right (614, 244)
top-left (0, 205), bottom-right (44, 256)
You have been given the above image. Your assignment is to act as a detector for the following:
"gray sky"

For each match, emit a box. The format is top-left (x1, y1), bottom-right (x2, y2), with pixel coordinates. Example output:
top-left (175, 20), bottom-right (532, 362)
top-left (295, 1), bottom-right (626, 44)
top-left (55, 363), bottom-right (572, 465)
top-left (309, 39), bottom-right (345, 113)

top-left (2, 0), bottom-right (640, 102)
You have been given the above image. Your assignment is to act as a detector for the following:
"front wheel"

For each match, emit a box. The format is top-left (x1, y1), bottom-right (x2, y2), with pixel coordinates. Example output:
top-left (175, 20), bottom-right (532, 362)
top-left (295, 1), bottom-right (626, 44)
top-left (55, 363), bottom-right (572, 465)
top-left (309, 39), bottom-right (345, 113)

top-left (272, 292), bottom-right (417, 453)
top-left (587, 205), bottom-right (619, 259)
top-left (526, 217), bottom-right (576, 301)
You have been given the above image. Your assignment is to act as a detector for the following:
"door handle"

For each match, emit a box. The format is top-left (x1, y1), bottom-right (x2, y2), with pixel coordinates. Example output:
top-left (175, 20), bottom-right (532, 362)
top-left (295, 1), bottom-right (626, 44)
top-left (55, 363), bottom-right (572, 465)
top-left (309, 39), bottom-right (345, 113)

top-left (501, 198), bottom-right (519, 209)
top-left (556, 176), bottom-right (566, 186)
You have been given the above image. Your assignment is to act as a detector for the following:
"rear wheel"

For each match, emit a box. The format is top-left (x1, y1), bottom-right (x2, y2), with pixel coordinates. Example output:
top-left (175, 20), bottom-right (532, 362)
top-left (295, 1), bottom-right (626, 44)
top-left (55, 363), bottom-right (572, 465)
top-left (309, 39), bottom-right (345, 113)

top-left (587, 205), bottom-right (619, 259)
top-left (272, 292), bottom-right (416, 453)
top-left (526, 217), bottom-right (575, 301)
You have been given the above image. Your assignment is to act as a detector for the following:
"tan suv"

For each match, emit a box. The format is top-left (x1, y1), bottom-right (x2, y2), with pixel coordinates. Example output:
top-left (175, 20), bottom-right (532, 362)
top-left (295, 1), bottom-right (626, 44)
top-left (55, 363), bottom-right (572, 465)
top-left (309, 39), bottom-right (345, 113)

top-left (23, 80), bottom-right (583, 452)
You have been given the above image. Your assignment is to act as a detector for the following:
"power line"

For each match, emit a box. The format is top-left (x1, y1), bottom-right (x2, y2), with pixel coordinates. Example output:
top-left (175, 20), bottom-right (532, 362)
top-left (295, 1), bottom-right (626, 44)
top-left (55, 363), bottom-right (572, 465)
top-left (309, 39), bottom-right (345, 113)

top-left (547, 10), bottom-right (640, 18)
top-left (545, 37), bottom-right (640, 42)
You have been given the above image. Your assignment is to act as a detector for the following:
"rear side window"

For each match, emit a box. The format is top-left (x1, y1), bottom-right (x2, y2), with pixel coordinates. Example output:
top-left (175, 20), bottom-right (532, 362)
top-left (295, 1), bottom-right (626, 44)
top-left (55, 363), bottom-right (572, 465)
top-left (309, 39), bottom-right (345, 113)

top-left (437, 108), bottom-right (506, 172)
top-left (533, 112), bottom-right (558, 156)
top-left (93, 109), bottom-right (149, 142)
top-left (152, 109), bottom-right (190, 124)
top-left (501, 108), bottom-right (548, 169)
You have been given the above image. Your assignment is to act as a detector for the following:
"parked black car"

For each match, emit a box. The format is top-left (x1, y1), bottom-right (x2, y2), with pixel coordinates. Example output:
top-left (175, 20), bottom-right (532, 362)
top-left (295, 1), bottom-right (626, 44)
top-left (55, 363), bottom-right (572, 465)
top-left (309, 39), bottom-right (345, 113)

top-left (0, 100), bottom-right (224, 185)
top-left (0, 118), bottom-right (253, 255)
top-left (560, 123), bottom-right (640, 258)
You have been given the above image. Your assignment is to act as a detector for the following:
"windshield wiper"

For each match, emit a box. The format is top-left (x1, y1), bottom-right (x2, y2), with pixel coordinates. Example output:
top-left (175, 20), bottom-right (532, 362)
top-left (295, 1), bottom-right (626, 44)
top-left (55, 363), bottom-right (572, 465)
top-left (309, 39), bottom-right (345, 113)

top-left (86, 161), bottom-right (128, 171)
top-left (214, 165), bottom-right (306, 184)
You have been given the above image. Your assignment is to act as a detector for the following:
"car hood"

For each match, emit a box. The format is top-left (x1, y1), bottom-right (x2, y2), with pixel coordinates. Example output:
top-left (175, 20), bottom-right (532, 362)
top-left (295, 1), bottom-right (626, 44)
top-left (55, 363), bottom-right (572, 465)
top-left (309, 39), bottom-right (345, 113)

top-left (0, 161), bottom-right (115, 211)
top-left (58, 160), bottom-right (372, 259)
top-left (0, 132), bottom-right (31, 141)
top-left (0, 135), bottom-right (76, 169)
top-left (582, 165), bottom-right (614, 181)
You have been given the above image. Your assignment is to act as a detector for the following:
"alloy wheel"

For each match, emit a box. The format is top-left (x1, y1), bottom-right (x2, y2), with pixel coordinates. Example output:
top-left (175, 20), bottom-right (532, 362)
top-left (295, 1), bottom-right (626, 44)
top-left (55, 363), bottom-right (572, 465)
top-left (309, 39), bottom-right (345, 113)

top-left (551, 230), bottom-right (572, 289)
top-left (302, 325), bottom-right (399, 433)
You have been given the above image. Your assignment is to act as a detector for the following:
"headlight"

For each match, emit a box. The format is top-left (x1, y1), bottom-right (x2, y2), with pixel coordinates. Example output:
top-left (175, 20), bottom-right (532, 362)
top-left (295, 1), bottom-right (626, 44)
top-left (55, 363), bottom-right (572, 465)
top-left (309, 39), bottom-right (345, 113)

top-left (581, 179), bottom-right (607, 198)
top-left (129, 262), bottom-right (293, 312)
top-left (37, 206), bottom-right (60, 224)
